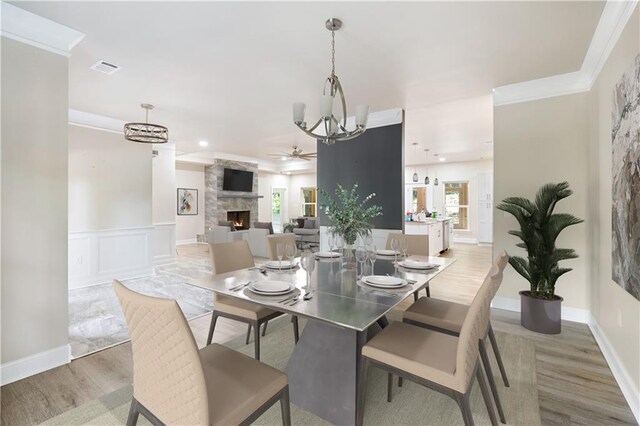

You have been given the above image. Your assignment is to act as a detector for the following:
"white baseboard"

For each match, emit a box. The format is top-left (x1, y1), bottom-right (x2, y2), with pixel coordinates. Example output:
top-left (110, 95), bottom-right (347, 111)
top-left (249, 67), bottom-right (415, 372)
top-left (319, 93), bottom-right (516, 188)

top-left (1, 344), bottom-right (70, 386)
top-left (453, 237), bottom-right (479, 244)
top-left (152, 223), bottom-right (176, 266)
top-left (491, 296), bottom-right (589, 323)
top-left (176, 238), bottom-right (197, 245)
top-left (588, 314), bottom-right (640, 424)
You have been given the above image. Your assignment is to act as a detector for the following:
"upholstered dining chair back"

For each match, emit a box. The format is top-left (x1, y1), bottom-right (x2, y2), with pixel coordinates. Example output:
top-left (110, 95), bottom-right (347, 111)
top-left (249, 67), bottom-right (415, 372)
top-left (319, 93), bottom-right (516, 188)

top-left (113, 280), bottom-right (209, 425)
top-left (385, 233), bottom-right (429, 256)
top-left (453, 258), bottom-right (505, 393)
top-left (210, 240), bottom-right (255, 275)
top-left (266, 234), bottom-right (296, 261)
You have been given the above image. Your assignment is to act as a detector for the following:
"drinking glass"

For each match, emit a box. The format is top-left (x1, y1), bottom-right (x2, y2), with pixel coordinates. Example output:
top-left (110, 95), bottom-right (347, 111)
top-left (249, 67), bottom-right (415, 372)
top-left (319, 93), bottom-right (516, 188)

top-left (300, 251), bottom-right (315, 290)
top-left (364, 233), bottom-right (373, 249)
top-left (328, 233), bottom-right (335, 253)
top-left (368, 246), bottom-right (377, 275)
top-left (390, 238), bottom-right (399, 264)
top-left (276, 243), bottom-right (284, 271)
top-left (401, 238), bottom-right (409, 260)
top-left (356, 246), bottom-right (367, 279)
top-left (285, 243), bottom-right (296, 264)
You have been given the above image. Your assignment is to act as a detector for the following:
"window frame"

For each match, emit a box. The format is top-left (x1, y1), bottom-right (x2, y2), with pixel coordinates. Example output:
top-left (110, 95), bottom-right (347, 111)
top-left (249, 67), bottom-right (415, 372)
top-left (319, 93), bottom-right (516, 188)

top-left (444, 181), bottom-right (470, 231)
top-left (300, 187), bottom-right (317, 217)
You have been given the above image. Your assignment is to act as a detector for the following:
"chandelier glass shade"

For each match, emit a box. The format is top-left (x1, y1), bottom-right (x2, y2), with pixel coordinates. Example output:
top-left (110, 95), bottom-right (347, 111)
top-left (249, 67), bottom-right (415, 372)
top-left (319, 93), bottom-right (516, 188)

top-left (424, 149), bottom-right (430, 185)
top-left (293, 18), bottom-right (369, 145)
top-left (124, 104), bottom-right (169, 144)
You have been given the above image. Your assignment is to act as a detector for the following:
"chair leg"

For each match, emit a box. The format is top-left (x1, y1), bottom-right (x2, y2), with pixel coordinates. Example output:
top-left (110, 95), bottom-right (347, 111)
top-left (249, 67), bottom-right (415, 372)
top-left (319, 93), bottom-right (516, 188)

top-left (488, 324), bottom-right (510, 387)
top-left (426, 285), bottom-right (431, 297)
top-left (126, 399), bottom-right (140, 426)
top-left (292, 316), bottom-right (299, 343)
top-left (476, 365), bottom-right (499, 426)
top-left (280, 386), bottom-right (291, 426)
top-left (413, 291), bottom-right (419, 302)
top-left (262, 321), bottom-right (268, 337)
top-left (245, 324), bottom-right (253, 344)
top-left (206, 313), bottom-right (218, 346)
top-left (387, 373), bottom-right (393, 402)
top-left (253, 321), bottom-right (261, 360)
top-left (480, 339), bottom-right (506, 423)
top-left (455, 393), bottom-right (475, 426)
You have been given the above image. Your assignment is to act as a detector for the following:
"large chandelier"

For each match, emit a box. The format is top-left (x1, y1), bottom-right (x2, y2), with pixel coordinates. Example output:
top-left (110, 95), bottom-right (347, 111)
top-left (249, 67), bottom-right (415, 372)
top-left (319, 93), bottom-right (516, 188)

top-left (124, 103), bottom-right (169, 144)
top-left (293, 18), bottom-right (369, 145)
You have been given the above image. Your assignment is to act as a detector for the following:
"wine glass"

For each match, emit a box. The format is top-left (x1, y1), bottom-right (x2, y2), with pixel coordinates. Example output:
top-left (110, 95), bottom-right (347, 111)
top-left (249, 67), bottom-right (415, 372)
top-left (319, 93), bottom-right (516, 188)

top-left (364, 233), bottom-right (373, 249)
top-left (285, 243), bottom-right (296, 266)
top-left (390, 238), bottom-right (399, 265)
top-left (300, 251), bottom-right (315, 290)
top-left (328, 233), bottom-right (335, 254)
top-left (401, 238), bottom-right (409, 260)
top-left (277, 243), bottom-right (285, 271)
top-left (368, 245), bottom-right (377, 275)
top-left (356, 246), bottom-right (367, 279)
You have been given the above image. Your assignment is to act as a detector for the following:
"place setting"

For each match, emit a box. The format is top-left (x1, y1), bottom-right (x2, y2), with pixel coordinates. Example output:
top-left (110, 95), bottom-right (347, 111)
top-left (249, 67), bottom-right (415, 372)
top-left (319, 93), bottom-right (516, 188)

top-left (242, 279), bottom-right (302, 304)
top-left (395, 258), bottom-right (440, 271)
top-left (357, 274), bottom-right (413, 297)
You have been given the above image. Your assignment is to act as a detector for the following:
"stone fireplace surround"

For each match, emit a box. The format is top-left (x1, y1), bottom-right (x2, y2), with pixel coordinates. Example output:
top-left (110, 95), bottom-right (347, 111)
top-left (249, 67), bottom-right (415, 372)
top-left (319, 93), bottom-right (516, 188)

top-left (205, 159), bottom-right (259, 231)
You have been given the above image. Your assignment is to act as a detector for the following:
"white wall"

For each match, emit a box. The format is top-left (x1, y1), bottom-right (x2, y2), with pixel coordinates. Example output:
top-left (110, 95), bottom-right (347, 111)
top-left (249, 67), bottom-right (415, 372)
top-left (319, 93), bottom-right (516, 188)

top-left (69, 125), bottom-right (152, 232)
top-left (152, 144), bottom-right (176, 224)
top-left (257, 172), bottom-right (291, 222)
top-left (404, 160), bottom-right (493, 242)
top-left (1, 38), bottom-right (69, 380)
top-left (289, 173), bottom-right (317, 219)
top-left (176, 162), bottom-right (205, 243)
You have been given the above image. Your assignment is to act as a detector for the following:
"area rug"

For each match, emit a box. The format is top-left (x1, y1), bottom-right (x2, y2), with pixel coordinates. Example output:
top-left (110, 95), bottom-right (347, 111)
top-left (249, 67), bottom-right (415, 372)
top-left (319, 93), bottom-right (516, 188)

top-left (69, 270), bottom-right (213, 358)
top-left (48, 316), bottom-right (540, 425)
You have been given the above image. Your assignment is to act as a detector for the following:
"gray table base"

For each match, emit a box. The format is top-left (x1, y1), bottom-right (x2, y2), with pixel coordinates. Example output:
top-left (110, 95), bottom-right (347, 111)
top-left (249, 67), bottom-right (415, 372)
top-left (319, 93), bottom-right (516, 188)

top-left (285, 319), bottom-right (381, 425)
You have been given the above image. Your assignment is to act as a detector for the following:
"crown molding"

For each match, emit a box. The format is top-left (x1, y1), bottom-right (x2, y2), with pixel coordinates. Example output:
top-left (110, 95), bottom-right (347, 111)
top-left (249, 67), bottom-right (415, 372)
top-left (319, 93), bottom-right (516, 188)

top-left (1, 2), bottom-right (85, 57)
top-left (68, 109), bottom-right (124, 134)
top-left (494, 0), bottom-right (638, 106)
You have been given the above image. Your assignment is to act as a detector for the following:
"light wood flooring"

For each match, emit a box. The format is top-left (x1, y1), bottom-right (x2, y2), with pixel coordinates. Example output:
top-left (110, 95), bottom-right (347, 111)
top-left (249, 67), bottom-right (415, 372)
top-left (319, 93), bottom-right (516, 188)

top-left (0, 243), bottom-right (635, 425)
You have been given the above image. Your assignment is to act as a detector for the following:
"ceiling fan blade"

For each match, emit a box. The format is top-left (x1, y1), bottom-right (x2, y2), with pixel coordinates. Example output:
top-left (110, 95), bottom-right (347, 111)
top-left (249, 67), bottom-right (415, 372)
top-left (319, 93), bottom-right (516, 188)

top-left (300, 153), bottom-right (317, 158)
top-left (267, 153), bottom-right (291, 157)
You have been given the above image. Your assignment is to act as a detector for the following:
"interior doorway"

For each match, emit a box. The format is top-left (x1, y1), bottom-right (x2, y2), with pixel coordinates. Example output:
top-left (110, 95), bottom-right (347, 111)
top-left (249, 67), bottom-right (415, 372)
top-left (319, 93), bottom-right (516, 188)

top-left (271, 188), bottom-right (286, 233)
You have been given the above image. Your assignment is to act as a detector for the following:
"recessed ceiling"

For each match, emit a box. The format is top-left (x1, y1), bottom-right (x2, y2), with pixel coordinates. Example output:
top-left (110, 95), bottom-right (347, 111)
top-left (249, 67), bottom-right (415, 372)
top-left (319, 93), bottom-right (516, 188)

top-left (13, 1), bottom-right (604, 167)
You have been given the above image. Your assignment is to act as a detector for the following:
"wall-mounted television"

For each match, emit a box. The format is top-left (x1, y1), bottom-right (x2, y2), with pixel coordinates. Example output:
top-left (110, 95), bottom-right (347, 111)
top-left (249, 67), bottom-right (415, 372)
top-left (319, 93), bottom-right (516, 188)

top-left (222, 168), bottom-right (254, 192)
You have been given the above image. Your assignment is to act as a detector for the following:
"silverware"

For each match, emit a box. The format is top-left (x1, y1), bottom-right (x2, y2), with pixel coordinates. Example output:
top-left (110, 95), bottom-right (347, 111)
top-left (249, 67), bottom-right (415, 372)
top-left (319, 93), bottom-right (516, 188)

top-left (368, 289), bottom-right (399, 298)
top-left (303, 290), bottom-right (314, 300)
top-left (277, 294), bottom-right (296, 303)
top-left (386, 273), bottom-right (416, 284)
top-left (286, 295), bottom-right (300, 305)
top-left (230, 282), bottom-right (250, 291)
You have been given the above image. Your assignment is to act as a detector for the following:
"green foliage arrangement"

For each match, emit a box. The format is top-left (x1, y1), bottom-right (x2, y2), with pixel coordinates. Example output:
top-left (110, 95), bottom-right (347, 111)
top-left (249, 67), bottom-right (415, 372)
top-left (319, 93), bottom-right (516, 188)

top-left (497, 182), bottom-right (584, 299)
top-left (319, 183), bottom-right (383, 245)
top-left (283, 222), bottom-right (296, 233)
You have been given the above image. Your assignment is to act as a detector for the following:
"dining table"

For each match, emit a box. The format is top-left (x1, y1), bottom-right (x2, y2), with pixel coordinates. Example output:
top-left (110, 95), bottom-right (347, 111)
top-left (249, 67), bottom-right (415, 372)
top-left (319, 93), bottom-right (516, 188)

top-left (195, 252), bottom-right (456, 425)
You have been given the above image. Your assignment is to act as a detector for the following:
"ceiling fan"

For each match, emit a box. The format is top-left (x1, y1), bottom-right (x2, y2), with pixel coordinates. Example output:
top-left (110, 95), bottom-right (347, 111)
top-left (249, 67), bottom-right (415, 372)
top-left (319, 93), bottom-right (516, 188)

top-left (268, 146), bottom-right (317, 161)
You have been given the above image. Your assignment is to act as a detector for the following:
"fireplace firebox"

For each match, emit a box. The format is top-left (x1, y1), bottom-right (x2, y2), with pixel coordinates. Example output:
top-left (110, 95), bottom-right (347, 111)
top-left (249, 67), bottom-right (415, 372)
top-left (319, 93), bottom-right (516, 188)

top-left (227, 211), bottom-right (250, 230)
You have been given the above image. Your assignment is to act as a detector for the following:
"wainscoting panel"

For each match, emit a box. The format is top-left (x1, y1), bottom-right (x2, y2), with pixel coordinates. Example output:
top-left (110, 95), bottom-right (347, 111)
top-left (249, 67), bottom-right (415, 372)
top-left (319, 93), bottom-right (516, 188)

top-left (69, 227), bottom-right (154, 289)
top-left (152, 223), bottom-right (176, 265)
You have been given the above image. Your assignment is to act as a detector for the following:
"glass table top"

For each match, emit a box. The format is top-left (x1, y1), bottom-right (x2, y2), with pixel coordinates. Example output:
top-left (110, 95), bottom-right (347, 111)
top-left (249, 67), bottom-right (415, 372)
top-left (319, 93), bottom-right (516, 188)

top-left (193, 255), bottom-right (456, 331)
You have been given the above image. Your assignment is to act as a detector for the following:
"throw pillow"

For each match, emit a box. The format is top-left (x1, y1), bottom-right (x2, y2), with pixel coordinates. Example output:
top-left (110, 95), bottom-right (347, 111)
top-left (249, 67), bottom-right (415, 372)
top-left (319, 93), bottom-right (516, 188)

top-left (304, 219), bottom-right (316, 229)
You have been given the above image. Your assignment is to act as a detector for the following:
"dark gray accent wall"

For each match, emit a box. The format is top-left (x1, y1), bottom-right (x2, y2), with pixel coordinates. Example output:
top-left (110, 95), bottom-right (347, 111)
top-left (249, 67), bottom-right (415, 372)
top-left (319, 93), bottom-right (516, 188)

top-left (317, 117), bottom-right (404, 230)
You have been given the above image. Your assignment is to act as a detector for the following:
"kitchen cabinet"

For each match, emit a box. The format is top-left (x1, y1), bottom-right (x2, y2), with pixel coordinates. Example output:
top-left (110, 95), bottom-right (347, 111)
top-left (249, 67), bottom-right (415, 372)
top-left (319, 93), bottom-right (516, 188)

top-left (478, 172), bottom-right (493, 243)
top-left (441, 219), bottom-right (451, 252)
top-left (428, 222), bottom-right (443, 255)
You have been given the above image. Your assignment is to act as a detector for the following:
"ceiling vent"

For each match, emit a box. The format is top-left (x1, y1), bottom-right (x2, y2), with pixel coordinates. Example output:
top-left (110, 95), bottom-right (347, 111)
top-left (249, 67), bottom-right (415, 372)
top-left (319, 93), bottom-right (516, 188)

top-left (90, 60), bottom-right (120, 75)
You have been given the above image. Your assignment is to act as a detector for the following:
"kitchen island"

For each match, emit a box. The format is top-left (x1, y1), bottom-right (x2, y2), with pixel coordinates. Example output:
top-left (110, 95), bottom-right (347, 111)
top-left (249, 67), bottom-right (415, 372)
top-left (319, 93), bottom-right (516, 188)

top-left (404, 218), bottom-right (451, 256)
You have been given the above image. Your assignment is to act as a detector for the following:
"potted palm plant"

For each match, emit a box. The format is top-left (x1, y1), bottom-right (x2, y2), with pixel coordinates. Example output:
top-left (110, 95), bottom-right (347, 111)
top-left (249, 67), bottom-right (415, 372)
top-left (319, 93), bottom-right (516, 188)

top-left (497, 182), bottom-right (583, 334)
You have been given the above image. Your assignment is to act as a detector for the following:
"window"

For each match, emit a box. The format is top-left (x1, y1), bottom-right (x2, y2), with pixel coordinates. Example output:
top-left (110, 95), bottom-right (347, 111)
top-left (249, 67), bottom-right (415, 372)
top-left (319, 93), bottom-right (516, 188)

top-left (411, 187), bottom-right (427, 213)
top-left (301, 187), bottom-right (317, 217)
top-left (445, 182), bottom-right (469, 230)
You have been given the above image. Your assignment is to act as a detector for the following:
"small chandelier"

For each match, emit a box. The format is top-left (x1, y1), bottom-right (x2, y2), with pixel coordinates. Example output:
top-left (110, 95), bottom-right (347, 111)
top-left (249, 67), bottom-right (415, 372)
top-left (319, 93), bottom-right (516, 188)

top-left (293, 18), bottom-right (369, 145)
top-left (124, 103), bottom-right (168, 144)
top-left (412, 143), bottom-right (419, 182)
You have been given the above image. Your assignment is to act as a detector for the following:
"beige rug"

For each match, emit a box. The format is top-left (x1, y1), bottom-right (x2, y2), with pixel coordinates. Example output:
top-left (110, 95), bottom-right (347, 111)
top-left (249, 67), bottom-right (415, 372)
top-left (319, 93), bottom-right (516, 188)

top-left (43, 315), bottom-right (540, 425)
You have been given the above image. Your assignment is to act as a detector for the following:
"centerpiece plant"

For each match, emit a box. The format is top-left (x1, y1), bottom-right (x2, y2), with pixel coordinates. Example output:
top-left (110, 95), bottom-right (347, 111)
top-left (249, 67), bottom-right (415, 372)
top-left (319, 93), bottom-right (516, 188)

top-left (319, 183), bottom-right (382, 246)
top-left (497, 181), bottom-right (583, 334)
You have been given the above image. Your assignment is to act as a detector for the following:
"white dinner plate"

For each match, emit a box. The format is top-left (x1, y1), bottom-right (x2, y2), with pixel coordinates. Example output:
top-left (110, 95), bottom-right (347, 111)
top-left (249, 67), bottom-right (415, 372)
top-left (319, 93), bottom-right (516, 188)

top-left (362, 275), bottom-right (406, 288)
top-left (263, 260), bottom-right (297, 270)
top-left (315, 251), bottom-right (342, 259)
top-left (397, 260), bottom-right (438, 270)
top-left (376, 249), bottom-right (398, 256)
top-left (249, 280), bottom-right (294, 295)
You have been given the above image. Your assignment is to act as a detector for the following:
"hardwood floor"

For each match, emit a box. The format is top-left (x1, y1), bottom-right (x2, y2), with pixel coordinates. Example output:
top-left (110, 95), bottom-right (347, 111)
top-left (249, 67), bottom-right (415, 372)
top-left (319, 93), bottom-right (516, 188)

top-left (0, 243), bottom-right (634, 425)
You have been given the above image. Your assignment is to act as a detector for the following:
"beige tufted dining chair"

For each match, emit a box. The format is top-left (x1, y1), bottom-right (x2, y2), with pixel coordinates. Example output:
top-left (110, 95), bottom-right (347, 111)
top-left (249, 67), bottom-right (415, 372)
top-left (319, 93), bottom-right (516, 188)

top-left (402, 251), bottom-right (510, 423)
top-left (386, 232), bottom-right (431, 300)
top-left (207, 240), bottom-right (299, 361)
top-left (113, 280), bottom-right (291, 426)
top-left (361, 258), bottom-right (506, 426)
top-left (266, 234), bottom-right (297, 261)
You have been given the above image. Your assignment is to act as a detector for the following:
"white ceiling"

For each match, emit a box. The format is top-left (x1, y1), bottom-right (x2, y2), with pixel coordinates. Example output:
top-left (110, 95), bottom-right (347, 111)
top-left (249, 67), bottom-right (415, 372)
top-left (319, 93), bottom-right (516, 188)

top-left (13, 1), bottom-right (604, 168)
